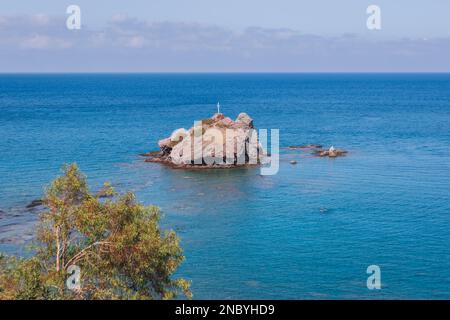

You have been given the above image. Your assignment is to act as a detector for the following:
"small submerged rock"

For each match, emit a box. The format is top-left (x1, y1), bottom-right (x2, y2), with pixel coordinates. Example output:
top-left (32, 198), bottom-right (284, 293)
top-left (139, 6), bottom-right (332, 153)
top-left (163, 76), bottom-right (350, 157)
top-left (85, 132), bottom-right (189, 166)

top-left (26, 199), bottom-right (44, 209)
top-left (288, 144), bottom-right (348, 158)
top-left (313, 146), bottom-right (348, 158)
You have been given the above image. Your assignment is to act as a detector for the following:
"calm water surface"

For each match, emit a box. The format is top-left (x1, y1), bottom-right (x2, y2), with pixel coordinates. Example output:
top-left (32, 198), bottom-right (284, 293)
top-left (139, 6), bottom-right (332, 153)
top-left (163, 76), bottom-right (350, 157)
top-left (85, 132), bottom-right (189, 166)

top-left (1, 74), bottom-right (450, 299)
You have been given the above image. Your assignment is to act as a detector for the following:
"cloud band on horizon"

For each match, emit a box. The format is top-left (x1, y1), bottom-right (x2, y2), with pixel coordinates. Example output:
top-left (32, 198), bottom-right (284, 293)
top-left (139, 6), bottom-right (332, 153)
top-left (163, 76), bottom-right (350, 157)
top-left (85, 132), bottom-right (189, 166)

top-left (1, 14), bottom-right (450, 72)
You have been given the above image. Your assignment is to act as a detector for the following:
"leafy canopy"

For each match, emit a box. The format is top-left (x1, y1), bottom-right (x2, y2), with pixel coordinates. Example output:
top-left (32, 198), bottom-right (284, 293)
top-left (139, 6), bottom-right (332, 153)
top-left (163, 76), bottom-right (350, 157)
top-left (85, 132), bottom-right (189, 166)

top-left (0, 164), bottom-right (191, 300)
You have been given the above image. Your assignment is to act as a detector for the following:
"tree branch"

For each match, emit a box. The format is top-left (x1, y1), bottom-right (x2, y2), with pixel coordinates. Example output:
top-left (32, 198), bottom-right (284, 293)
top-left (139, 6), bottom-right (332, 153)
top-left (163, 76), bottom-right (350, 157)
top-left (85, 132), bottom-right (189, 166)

top-left (64, 241), bottom-right (113, 269)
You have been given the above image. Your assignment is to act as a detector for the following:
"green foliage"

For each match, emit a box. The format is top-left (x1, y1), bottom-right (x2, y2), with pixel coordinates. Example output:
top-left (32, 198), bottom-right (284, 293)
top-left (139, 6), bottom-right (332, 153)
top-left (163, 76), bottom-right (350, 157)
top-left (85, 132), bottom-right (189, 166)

top-left (0, 164), bottom-right (191, 300)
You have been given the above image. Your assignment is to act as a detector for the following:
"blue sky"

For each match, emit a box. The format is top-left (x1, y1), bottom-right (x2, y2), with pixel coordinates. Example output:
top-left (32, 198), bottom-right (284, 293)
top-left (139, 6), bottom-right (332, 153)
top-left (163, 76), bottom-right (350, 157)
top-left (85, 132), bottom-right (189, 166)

top-left (1, 1), bottom-right (450, 72)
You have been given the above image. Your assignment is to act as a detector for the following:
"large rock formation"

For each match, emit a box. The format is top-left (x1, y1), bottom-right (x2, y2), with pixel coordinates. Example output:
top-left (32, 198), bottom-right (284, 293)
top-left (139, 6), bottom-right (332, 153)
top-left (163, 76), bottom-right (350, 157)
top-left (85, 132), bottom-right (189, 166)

top-left (143, 112), bottom-right (266, 168)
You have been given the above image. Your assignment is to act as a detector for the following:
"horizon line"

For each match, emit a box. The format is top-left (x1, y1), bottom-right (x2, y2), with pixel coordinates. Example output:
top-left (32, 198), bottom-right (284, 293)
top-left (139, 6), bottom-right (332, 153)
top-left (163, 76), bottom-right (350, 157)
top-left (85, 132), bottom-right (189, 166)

top-left (1, 71), bottom-right (450, 75)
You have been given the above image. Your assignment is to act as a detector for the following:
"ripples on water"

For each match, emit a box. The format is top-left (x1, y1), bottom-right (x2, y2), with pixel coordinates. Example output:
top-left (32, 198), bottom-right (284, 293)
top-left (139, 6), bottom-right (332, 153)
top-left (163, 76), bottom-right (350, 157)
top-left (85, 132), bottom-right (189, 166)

top-left (1, 74), bottom-right (450, 298)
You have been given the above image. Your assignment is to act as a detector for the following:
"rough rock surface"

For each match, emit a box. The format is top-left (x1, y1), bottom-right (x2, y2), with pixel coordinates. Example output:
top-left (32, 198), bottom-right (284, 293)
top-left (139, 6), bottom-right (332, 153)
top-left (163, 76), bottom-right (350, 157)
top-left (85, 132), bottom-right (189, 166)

top-left (313, 146), bottom-right (348, 158)
top-left (143, 112), bottom-right (266, 168)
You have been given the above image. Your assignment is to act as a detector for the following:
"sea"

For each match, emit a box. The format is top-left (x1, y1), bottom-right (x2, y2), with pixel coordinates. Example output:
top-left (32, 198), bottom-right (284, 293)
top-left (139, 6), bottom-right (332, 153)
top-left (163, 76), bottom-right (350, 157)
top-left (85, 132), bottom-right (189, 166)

top-left (1, 73), bottom-right (450, 299)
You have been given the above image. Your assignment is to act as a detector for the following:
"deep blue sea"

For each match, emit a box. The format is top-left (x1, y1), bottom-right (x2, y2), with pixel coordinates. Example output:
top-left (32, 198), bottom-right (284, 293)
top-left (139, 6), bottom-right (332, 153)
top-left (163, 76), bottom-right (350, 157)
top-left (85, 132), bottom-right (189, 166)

top-left (1, 73), bottom-right (450, 299)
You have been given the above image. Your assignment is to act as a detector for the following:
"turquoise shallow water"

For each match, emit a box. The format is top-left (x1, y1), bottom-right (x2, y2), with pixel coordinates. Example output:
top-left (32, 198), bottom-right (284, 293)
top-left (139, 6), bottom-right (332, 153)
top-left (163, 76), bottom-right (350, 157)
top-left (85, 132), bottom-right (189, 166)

top-left (1, 73), bottom-right (450, 299)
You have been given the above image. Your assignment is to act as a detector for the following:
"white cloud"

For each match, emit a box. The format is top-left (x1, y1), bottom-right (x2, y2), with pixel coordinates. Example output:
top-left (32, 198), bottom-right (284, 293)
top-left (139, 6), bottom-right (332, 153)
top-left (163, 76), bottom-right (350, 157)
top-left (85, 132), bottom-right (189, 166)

top-left (32, 14), bottom-right (51, 26)
top-left (20, 34), bottom-right (51, 49)
top-left (126, 35), bottom-right (145, 48)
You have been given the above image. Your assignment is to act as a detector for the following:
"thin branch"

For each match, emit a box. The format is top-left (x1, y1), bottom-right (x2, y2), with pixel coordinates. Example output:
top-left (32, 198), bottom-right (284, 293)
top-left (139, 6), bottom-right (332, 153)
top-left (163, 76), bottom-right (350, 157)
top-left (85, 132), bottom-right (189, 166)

top-left (64, 241), bottom-right (113, 269)
top-left (55, 226), bottom-right (60, 272)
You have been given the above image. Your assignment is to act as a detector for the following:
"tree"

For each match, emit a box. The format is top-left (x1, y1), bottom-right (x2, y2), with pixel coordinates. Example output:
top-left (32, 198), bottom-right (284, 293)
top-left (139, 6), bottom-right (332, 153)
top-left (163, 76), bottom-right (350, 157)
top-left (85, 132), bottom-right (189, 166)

top-left (0, 164), bottom-right (191, 300)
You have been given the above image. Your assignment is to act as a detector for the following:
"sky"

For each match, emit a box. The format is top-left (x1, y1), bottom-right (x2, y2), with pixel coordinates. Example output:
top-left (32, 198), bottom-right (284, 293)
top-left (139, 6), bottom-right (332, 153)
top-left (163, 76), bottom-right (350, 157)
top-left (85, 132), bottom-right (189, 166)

top-left (1, 0), bottom-right (450, 72)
